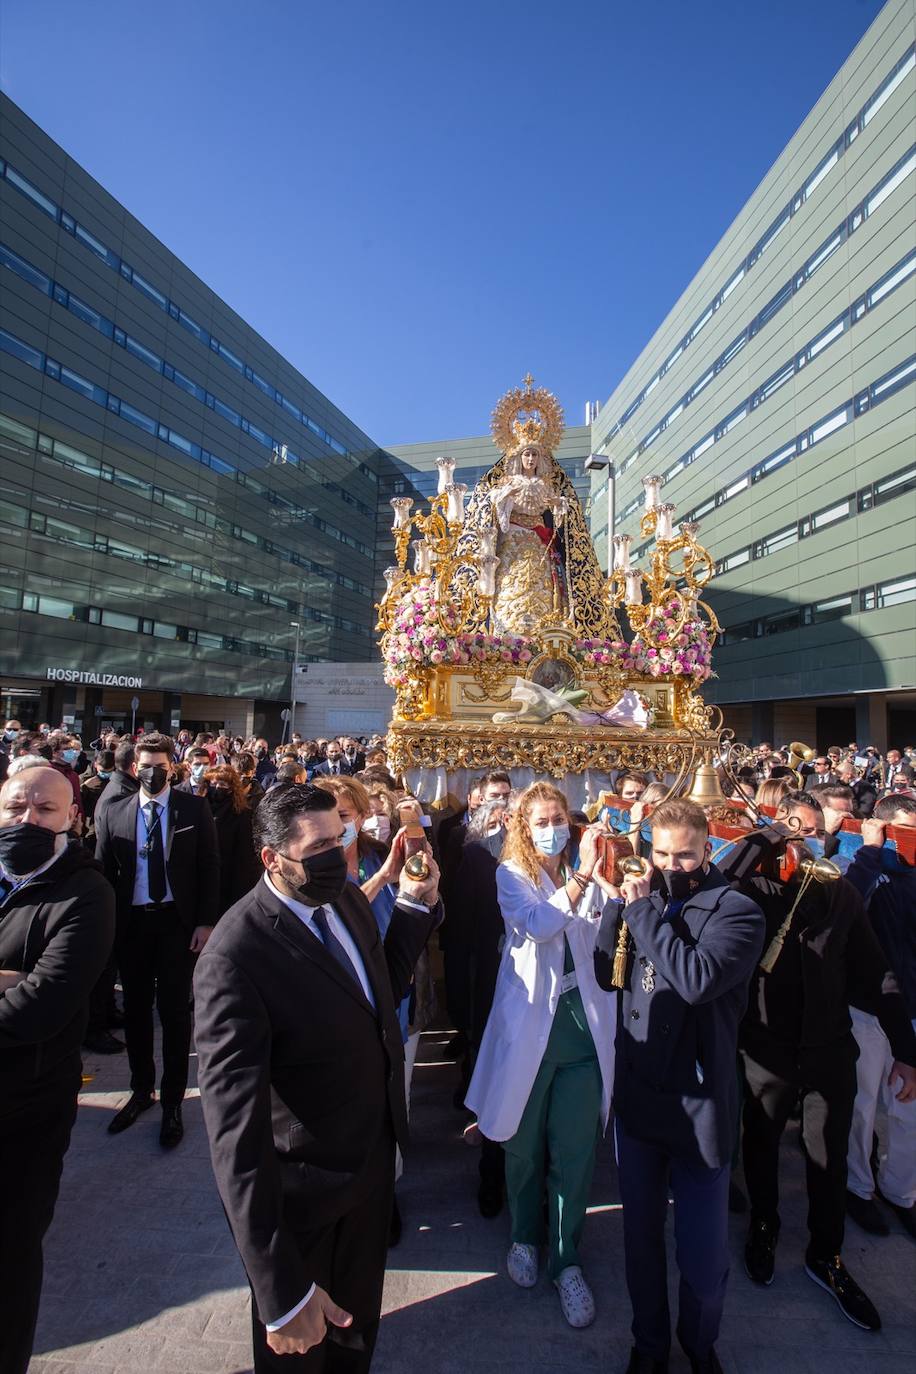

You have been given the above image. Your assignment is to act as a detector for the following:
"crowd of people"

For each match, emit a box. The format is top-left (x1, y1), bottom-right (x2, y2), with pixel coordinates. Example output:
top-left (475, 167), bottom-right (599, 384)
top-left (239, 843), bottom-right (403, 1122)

top-left (0, 716), bottom-right (914, 1374)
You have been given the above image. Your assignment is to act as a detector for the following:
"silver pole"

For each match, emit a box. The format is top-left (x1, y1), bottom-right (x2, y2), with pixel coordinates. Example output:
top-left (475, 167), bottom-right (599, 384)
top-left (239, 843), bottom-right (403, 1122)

top-left (607, 463), bottom-right (616, 575)
top-left (287, 619), bottom-right (301, 743)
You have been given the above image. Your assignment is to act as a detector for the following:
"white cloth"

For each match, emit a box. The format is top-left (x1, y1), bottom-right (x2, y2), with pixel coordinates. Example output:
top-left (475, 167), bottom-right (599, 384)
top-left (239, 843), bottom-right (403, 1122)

top-left (262, 874), bottom-right (375, 1010)
top-left (465, 860), bottom-right (616, 1142)
top-left (847, 1007), bottom-right (916, 1209)
top-left (404, 766), bottom-right (616, 812)
top-left (131, 786), bottom-right (174, 905)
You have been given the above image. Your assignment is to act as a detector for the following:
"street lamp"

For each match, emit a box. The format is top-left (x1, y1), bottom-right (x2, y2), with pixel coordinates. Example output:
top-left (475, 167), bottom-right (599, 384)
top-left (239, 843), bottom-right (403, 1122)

top-left (286, 620), bottom-right (301, 744)
top-left (583, 453), bottom-right (616, 575)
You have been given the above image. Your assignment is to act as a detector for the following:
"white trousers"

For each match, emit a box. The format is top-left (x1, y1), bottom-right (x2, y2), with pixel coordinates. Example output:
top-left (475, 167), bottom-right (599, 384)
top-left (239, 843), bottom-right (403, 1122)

top-left (847, 1007), bottom-right (916, 1208)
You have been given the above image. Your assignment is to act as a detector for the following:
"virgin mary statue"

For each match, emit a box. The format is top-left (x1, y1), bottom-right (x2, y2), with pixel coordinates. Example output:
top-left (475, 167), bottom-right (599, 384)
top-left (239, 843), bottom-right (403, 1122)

top-left (456, 377), bottom-right (613, 641)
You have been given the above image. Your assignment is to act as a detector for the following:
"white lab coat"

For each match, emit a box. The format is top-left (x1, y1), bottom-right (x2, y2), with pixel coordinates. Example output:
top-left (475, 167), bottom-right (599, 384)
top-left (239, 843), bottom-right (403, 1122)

top-left (465, 859), bottom-right (617, 1142)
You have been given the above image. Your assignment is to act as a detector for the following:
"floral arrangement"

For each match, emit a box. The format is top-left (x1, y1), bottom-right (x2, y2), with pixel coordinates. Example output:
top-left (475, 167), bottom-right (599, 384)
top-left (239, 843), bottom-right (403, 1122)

top-left (571, 601), bottom-right (713, 684)
top-left (383, 582), bottom-right (534, 687)
top-left (384, 585), bottom-right (713, 688)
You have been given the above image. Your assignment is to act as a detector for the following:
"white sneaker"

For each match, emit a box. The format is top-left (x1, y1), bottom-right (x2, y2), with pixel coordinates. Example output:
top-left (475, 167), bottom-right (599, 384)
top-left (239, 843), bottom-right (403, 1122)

top-left (507, 1242), bottom-right (539, 1288)
top-left (554, 1265), bottom-right (595, 1327)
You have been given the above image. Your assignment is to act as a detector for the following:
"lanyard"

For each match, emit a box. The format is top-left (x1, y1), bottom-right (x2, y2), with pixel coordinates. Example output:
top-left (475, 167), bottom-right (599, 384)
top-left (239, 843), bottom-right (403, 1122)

top-left (140, 801), bottom-right (164, 856)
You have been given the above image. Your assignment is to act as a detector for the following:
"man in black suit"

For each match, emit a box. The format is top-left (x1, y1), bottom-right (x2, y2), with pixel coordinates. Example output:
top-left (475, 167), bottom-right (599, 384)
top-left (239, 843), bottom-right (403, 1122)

top-left (312, 741), bottom-right (353, 777)
top-left (93, 740), bottom-right (140, 829)
top-left (0, 765), bottom-right (115, 1374)
top-left (95, 732), bottom-right (219, 1146)
top-left (194, 783), bottom-right (440, 1372)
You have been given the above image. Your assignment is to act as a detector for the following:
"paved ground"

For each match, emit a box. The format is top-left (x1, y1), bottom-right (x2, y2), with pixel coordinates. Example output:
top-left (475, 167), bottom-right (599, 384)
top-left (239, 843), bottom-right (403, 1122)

top-left (30, 1020), bottom-right (916, 1374)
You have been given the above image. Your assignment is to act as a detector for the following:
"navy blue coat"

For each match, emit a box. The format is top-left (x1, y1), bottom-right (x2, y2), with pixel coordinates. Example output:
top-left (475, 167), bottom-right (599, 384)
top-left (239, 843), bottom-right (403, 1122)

top-left (595, 864), bottom-right (765, 1168)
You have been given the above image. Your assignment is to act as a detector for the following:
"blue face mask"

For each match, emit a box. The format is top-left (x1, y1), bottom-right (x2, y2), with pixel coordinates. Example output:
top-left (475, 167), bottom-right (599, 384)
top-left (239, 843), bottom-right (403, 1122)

top-left (62, 748), bottom-right (79, 765)
top-left (531, 823), bottom-right (570, 857)
top-left (97, 770), bottom-right (111, 780)
top-left (190, 764), bottom-right (208, 782)
top-left (341, 820), bottom-right (358, 849)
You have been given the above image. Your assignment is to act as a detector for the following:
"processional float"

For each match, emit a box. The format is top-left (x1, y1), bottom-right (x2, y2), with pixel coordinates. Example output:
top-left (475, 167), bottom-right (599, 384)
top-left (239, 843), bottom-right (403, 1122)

top-left (376, 376), bottom-right (727, 808)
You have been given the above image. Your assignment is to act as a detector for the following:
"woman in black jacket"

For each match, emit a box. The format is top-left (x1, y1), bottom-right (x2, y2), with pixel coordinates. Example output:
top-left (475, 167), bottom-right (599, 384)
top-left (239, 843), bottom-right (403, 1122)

top-left (203, 766), bottom-right (262, 916)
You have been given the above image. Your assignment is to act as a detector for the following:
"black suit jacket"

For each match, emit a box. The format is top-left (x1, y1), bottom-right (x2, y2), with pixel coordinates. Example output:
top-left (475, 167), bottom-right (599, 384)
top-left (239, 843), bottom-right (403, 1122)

top-left (193, 876), bottom-right (438, 1323)
top-left (95, 788), bottom-right (219, 930)
top-left (311, 759), bottom-right (354, 777)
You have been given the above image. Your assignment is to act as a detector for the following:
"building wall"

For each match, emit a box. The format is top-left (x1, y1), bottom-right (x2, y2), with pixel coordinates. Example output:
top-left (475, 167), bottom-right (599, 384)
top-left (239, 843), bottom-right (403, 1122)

top-left (0, 93), bottom-right (382, 720)
top-left (588, 0), bottom-right (916, 713)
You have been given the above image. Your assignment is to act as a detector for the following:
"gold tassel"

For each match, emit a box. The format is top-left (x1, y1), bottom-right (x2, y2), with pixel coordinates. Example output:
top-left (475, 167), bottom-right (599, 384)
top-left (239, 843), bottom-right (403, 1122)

top-left (759, 872), bottom-right (814, 974)
top-left (612, 919), bottom-right (630, 989)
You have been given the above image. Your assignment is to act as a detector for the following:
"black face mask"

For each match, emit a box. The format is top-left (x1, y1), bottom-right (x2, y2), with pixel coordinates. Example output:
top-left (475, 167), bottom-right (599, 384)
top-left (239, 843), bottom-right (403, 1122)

top-left (138, 764), bottom-right (170, 794)
top-left (209, 789), bottom-right (232, 811)
top-left (0, 822), bottom-right (65, 876)
top-left (280, 845), bottom-right (349, 907)
top-left (660, 867), bottom-right (705, 903)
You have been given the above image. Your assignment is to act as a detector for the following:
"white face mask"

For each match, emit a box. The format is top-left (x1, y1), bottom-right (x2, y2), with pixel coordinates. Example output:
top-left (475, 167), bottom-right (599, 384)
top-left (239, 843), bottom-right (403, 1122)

top-left (531, 823), bottom-right (570, 857)
top-left (340, 820), bottom-right (359, 849)
top-left (362, 815), bottom-right (391, 842)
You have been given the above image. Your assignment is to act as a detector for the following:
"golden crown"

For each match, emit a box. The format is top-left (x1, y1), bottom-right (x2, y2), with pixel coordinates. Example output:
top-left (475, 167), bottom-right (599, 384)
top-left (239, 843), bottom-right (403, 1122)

top-left (491, 373), bottom-right (565, 456)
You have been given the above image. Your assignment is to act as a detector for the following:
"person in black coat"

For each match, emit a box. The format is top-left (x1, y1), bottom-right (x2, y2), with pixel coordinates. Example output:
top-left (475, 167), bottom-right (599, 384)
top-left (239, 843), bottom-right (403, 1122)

top-left (95, 732), bottom-right (219, 1146)
top-left (204, 764), bottom-right (262, 916)
top-left (0, 765), bottom-right (115, 1374)
top-left (311, 742), bottom-right (354, 777)
top-left (731, 793), bottom-right (916, 1331)
top-left (194, 783), bottom-right (441, 1372)
top-left (92, 740), bottom-right (140, 833)
top-left (594, 799), bottom-right (765, 1374)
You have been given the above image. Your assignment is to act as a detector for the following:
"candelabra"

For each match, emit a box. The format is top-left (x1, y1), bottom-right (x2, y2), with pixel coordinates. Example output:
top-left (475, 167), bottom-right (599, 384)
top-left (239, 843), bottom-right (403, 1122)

top-left (606, 475), bottom-right (720, 651)
top-left (377, 457), bottom-right (496, 636)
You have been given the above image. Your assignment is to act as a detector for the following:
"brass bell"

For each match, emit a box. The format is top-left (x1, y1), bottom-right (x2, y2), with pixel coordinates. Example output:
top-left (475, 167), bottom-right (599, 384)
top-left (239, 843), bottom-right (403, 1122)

top-left (797, 856), bottom-right (841, 883)
top-left (685, 760), bottom-right (728, 807)
top-left (619, 856), bottom-right (651, 878)
top-left (404, 852), bottom-right (431, 881)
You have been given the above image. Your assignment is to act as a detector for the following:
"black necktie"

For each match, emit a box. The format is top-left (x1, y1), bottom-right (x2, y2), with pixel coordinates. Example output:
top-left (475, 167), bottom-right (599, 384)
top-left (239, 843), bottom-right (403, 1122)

top-left (312, 906), bottom-right (360, 989)
top-left (144, 801), bottom-right (167, 903)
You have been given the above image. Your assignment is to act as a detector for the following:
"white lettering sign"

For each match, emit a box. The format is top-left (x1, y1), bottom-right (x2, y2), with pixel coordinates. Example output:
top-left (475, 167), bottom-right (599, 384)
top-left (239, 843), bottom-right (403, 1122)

top-left (46, 667), bottom-right (143, 689)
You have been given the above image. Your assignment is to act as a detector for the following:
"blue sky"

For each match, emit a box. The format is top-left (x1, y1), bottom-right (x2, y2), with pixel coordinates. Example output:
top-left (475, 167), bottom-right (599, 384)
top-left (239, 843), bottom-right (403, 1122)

top-left (0, 0), bottom-right (886, 444)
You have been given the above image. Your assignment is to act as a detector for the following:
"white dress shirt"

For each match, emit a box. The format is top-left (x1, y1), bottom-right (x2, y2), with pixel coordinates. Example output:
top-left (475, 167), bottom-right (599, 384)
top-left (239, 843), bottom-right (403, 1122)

top-left (261, 871), bottom-right (378, 1329)
top-left (132, 786), bottom-right (175, 906)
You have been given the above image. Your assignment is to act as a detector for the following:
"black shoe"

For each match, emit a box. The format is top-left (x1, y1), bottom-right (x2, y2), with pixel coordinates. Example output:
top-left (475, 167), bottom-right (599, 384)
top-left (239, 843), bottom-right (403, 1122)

top-left (478, 1180), bottom-right (504, 1219)
top-left (876, 1191), bottom-right (916, 1240)
top-left (83, 1029), bottom-right (125, 1055)
top-left (685, 1351), bottom-right (723, 1374)
top-left (846, 1190), bottom-right (890, 1236)
top-left (804, 1254), bottom-right (881, 1331)
top-left (107, 1092), bottom-right (154, 1134)
top-left (728, 1178), bottom-right (748, 1214)
top-left (744, 1218), bottom-right (778, 1285)
top-left (159, 1104), bottom-right (184, 1147)
top-left (388, 1198), bottom-right (402, 1248)
top-left (625, 1349), bottom-right (669, 1374)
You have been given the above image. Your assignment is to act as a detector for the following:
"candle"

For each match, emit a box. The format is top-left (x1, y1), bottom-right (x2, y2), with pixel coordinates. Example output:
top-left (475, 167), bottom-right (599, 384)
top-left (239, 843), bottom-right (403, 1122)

top-left (478, 555), bottom-right (499, 597)
top-left (625, 569), bottom-right (643, 605)
top-left (656, 503), bottom-right (675, 540)
top-left (383, 566), bottom-right (401, 597)
top-left (436, 456), bottom-right (456, 494)
top-left (412, 540), bottom-right (432, 576)
top-left (680, 520), bottom-right (700, 540)
top-left (445, 482), bottom-right (468, 525)
top-left (478, 527), bottom-right (497, 558)
top-left (390, 496), bottom-right (413, 530)
top-left (613, 534), bottom-right (631, 571)
top-left (642, 475), bottom-right (663, 509)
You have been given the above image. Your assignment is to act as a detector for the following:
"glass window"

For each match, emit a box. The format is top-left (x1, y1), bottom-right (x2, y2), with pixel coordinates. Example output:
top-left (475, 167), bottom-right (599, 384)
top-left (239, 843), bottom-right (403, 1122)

top-left (809, 317), bottom-right (846, 359)
top-left (721, 476), bottom-right (749, 503)
top-left (863, 51), bottom-right (914, 126)
top-left (721, 267), bottom-right (745, 301)
top-left (810, 406), bottom-right (850, 444)
top-left (68, 292), bottom-right (112, 337)
top-left (869, 253), bottom-right (916, 306)
top-left (75, 222), bottom-right (117, 266)
top-left (804, 146), bottom-right (839, 198)
top-left (759, 363), bottom-right (793, 402)
top-left (131, 272), bottom-right (168, 309)
top-left (177, 309), bottom-right (207, 343)
top-left (806, 231), bottom-right (843, 277)
top-left (60, 366), bottom-right (106, 405)
top-left (212, 397), bottom-right (241, 426)
top-left (172, 368), bottom-right (206, 402)
top-left (810, 500), bottom-right (850, 531)
top-left (125, 334), bottom-right (163, 371)
top-left (0, 328), bottom-right (43, 370)
top-left (197, 631), bottom-right (222, 649)
top-left (763, 609), bottom-right (800, 635)
top-left (153, 622), bottom-right (178, 639)
top-left (760, 526), bottom-right (797, 556)
top-left (874, 465), bottom-right (916, 504)
top-left (872, 356), bottom-right (916, 401)
top-left (216, 342), bottom-right (244, 372)
top-left (691, 368), bottom-right (714, 398)
top-left (5, 166), bottom-right (58, 218)
top-left (101, 609), bottom-right (139, 632)
top-left (877, 576), bottom-right (916, 608)
top-left (719, 548), bottom-right (750, 572)
top-left (118, 401), bottom-right (158, 436)
top-left (866, 151), bottom-right (915, 216)
top-left (38, 595), bottom-right (78, 619)
top-left (1, 244), bottom-right (52, 293)
top-left (0, 413), bottom-right (38, 447)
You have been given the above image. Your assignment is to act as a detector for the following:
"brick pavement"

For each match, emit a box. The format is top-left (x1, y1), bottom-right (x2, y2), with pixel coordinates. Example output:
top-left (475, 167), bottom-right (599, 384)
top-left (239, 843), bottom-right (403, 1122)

top-left (29, 1024), bottom-right (916, 1374)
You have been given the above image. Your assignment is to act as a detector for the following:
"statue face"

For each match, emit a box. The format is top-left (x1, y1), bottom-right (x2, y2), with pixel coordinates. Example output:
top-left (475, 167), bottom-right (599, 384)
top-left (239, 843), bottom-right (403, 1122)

top-left (520, 446), bottom-right (540, 474)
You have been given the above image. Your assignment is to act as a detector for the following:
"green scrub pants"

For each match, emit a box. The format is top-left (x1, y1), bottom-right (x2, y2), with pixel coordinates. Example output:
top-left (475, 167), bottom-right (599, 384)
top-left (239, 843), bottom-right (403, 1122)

top-left (504, 943), bottom-right (602, 1279)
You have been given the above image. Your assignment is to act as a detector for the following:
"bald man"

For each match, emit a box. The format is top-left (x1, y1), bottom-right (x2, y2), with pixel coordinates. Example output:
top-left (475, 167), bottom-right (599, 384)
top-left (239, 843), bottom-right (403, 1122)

top-left (0, 766), bottom-right (115, 1374)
